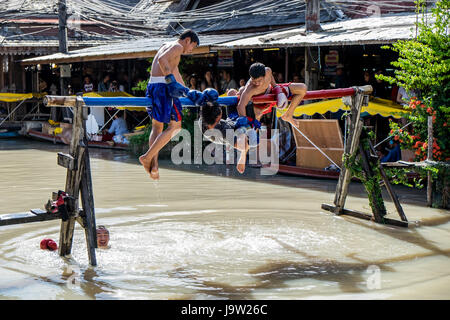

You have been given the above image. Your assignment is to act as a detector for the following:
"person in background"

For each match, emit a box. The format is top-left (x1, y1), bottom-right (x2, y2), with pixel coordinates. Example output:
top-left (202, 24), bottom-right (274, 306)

top-left (362, 71), bottom-right (374, 87)
top-left (292, 74), bottom-right (301, 83)
top-left (109, 80), bottom-right (120, 92)
top-left (397, 85), bottom-right (417, 106)
top-left (276, 72), bottom-right (284, 83)
top-left (106, 110), bottom-right (129, 144)
top-left (188, 74), bottom-right (200, 90)
top-left (220, 69), bottom-right (238, 94)
top-left (334, 64), bottom-right (348, 88)
top-left (83, 76), bottom-right (94, 93)
top-left (239, 78), bottom-right (246, 88)
top-left (200, 70), bottom-right (218, 91)
top-left (96, 225), bottom-right (110, 249)
top-left (373, 70), bottom-right (389, 99)
top-left (98, 74), bottom-right (110, 92)
top-left (380, 139), bottom-right (401, 163)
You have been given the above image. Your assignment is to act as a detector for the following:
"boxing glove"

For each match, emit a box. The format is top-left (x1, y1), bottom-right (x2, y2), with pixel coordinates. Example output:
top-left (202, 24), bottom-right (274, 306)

top-left (40, 238), bottom-right (50, 250)
top-left (186, 90), bottom-right (205, 106)
top-left (272, 85), bottom-right (288, 109)
top-left (202, 88), bottom-right (219, 102)
top-left (47, 240), bottom-right (58, 251)
top-left (235, 116), bottom-right (251, 130)
top-left (165, 74), bottom-right (189, 98)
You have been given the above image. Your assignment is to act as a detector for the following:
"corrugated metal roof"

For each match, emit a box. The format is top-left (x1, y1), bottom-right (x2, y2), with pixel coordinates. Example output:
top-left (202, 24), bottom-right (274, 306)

top-left (175, 0), bottom-right (340, 33)
top-left (211, 12), bottom-right (432, 49)
top-left (20, 32), bottom-right (258, 64)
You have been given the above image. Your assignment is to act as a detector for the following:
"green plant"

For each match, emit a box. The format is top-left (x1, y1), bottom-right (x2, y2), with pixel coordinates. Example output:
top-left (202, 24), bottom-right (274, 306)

top-left (376, 0), bottom-right (450, 163)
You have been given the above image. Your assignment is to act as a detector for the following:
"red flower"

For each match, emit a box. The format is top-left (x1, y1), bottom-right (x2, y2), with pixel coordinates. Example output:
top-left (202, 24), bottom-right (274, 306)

top-left (426, 107), bottom-right (432, 114)
top-left (394, 135), bottom-right (399, 141)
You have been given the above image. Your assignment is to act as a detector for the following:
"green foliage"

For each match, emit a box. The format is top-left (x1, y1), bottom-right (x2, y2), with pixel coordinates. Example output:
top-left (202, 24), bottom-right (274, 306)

top-left (376, 0), bottom-right (450, 163)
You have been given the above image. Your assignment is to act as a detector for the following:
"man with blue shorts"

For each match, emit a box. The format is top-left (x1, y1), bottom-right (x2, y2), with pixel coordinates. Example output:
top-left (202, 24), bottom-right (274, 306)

top-left (139, 30), bottom-right (200, 180)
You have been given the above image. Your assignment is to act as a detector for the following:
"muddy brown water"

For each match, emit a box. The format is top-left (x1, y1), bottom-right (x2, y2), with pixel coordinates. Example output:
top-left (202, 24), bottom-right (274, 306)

top-left (0, 138), bottom-right (449, 300)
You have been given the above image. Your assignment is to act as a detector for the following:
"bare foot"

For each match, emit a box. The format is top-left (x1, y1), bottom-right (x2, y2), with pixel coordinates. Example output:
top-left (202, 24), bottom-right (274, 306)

top-left (149, 158), bottom-right (159, 180)
top-left (237, 162), bottom-right (245, 174)
top-left (280, 114), bottom-right (299, 127)
top-left (139, 155), bottom-right (151, 175)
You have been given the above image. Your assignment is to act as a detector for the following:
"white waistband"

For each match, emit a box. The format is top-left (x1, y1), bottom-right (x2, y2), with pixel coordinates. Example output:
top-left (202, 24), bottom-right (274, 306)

top-left (148, 76), bottom-right (166, 84)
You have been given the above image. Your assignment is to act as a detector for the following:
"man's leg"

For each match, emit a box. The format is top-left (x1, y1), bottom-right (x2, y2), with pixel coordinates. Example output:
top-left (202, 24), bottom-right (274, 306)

top-left (139, 120), bottom-right (182, 179)
top-left (280, 83), bottom-right (307, 126)
top-left (148, 120), bottom-right (164, 179)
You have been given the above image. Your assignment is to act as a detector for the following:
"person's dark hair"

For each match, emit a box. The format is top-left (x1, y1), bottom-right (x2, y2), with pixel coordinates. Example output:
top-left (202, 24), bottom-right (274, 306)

top-left (97, 225), bottom-right (109, 235)
top-left (200, 101), bottom-right (222, 127)
top-left (249, 62), bottom-right (266, 79)
top-left (179, 29), bottom-right (200, 45)
top-left (115, 110), bottom-right (124, 118)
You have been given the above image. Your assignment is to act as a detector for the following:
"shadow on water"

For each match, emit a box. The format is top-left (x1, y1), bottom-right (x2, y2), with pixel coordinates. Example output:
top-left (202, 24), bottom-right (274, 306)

top-left (179, 233), bottom-right (450, 300)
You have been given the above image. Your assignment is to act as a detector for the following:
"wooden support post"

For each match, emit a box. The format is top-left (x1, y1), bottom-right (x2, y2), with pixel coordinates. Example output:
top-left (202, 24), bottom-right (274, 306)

top-left (58, 93), bottom-right (97, 266)
top-left (333, 90), bottom-right (365, 213)
top-left (427, 116), bottom-right (433, 207)
top-left (79, 117), bottom-right (97, 266)
top-left (368, 141), bottom-right (408, 222)
top-left (358, 136), bottom-right (386, 223)
top-left (58, 95), bottom-right (84, 257)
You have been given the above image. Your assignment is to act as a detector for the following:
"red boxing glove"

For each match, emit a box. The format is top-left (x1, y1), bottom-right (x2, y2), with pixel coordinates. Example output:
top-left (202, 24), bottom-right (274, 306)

top-left (40, 239), bottom-right (50, 250)
top-left (272, 85), bottom-right (288, 109)
top-left (47, 240), bottom-right (58, 251)
top-left (40, 238), bottom-right (58, 251)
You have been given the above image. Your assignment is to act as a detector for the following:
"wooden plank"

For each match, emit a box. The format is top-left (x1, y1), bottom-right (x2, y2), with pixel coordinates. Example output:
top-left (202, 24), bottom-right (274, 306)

top-left (296, 147), bottom-right (344, 169)
top-left (322, 204), bottom-right (409, 228)
top-left (57, 152), bottom-right (77, 170)
top-left (0, 210), bottom-right (61, 226)
top-left (293, 119), bottom-right (344, 148)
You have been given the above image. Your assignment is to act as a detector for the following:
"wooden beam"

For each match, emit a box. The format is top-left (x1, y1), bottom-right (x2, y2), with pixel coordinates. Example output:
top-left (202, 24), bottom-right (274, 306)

top-left (21, 46), bottom-right (211, 66)
top-left (0, 209), bottom-right (61, 227)
top-left (321, 204), bottom-right (409, 228)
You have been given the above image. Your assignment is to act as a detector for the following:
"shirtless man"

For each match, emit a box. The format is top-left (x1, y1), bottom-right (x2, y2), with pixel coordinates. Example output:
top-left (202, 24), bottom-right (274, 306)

top-left (232, 62), bottom-right (307, 127)
top-left (139, 30), bottom-right (201, 180)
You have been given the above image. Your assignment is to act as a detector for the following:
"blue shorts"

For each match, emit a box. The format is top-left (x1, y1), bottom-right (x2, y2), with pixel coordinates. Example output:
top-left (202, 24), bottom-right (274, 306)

top-left (145, 82), bottom-right (183, 123)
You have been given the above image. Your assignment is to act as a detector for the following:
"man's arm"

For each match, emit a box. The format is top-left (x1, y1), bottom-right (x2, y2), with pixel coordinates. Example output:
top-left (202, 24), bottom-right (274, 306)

top-left (236, 86), bottom-right (254, 116)
top-left (267, 67), bottom-right (276, 86)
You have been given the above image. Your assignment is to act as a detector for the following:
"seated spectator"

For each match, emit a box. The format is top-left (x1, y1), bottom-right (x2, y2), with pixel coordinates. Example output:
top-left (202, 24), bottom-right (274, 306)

top-left (200, 71), bottom-right (218, 91)
top-left (380, 139), bottom-right (401, 163)
top-left (220, 69), bottom-right (238, 94)
top-left (98, 74), bottom-right (110, 92)
top-left (106, 110), bottom-right (129, 144)
top-left (83, 75), bottom-right (94, 93)
top-left (239, 78), bottom-right (246, 88)
top-left (373, 70), bottom-right (389, 99)
top-left (109, 80), bottom-right (120, 92)
top-left (276, 72), bottom-right (284, 83)
top-left (187, 74), bottom-right (200, 90)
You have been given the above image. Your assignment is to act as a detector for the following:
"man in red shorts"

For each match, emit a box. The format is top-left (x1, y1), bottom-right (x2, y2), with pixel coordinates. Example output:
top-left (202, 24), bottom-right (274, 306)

top-left (229, 62), bottom-right (307, 127)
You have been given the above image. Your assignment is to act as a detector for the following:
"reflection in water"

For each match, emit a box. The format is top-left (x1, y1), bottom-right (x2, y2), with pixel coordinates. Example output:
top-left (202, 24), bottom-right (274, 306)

top-left (0, 139), bottom-right (449, 300)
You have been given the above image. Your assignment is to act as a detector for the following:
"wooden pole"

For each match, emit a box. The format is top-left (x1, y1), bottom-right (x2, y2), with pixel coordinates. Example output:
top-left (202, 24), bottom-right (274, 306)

top-left (305, 0), bottom-right (322, 32)
top-left (427, 116), bottom-right (433, 206)
top-left (284, 48), bottom-right (289, 82)
top-left (0, 56), bottom-right (4, 91)
top-left (333, 90), bottom-right (366, 213)
top-left (58, 95), bottom-right (84, 257)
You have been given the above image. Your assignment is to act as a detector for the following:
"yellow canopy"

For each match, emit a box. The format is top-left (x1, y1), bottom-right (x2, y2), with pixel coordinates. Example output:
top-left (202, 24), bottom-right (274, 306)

top-left (82, 91), bottom-right (144, 111)
top-left (0, 92), bottom-right (46, 102)
top-left (276, 97), bottom-right (410, 119)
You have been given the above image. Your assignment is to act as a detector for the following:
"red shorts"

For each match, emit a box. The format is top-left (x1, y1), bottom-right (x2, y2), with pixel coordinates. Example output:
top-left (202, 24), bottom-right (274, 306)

top-left (255, 83), bottom-right (292, 114)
